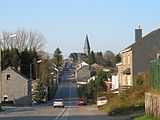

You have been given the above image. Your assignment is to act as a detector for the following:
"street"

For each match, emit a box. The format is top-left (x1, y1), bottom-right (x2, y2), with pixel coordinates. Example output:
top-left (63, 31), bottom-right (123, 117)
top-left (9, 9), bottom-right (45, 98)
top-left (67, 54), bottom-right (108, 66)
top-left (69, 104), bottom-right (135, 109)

top-left (0, 63), bottom-right (135, 120)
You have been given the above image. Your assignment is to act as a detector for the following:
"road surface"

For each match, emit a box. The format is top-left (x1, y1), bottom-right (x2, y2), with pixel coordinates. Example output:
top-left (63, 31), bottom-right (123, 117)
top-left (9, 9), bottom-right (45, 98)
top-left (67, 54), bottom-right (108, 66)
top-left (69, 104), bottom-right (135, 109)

top-left (0, 62), bottom-right (139, 120)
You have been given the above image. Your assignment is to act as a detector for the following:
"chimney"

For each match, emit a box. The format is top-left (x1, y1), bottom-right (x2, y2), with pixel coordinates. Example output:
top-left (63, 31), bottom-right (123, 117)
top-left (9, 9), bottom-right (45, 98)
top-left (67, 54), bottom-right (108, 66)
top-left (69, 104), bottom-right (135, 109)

top-left (135, 25), bottom-right (142, 43)
top-left (18, 66), bottom-right (21, 72)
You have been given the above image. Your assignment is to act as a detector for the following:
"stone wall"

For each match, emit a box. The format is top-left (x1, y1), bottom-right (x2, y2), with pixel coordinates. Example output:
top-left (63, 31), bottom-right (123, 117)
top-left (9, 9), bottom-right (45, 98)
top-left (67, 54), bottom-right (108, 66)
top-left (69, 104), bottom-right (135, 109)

top-left (145, 92), bottom-right (160, 118)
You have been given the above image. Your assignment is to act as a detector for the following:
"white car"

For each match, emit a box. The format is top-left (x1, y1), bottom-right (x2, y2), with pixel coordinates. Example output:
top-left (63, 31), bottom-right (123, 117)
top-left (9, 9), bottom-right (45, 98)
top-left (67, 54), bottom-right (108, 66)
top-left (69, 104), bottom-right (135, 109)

top-left (96, 96), bottom-right (108, 107)
top-left (53, 99), bottom-right (64, 108)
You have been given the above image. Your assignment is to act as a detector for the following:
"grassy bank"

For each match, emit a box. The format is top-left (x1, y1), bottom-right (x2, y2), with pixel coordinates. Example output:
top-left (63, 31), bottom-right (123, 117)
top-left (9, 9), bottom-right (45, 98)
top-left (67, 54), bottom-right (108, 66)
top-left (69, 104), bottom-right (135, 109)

top-left (102, 74), bottom-right (150, 116)
top-left (134, 115), bottom-right (159, 120)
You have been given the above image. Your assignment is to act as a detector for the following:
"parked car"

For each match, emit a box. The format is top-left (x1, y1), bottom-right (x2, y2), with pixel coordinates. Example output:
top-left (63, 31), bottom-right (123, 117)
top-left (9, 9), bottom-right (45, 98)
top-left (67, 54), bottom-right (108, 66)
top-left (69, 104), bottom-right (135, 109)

top-left (76, 98), bottom-right (87, 106)
top-left (96, 96), bottom-right (107, 107)
top-left (53, 99), bottom-right (64, 108)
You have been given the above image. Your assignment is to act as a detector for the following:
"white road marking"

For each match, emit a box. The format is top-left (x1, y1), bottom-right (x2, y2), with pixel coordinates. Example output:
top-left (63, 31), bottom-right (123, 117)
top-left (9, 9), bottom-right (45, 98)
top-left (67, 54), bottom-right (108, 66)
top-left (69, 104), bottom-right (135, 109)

top-left (69, 77), bottom-right (72, 106)
top-left (63, 107), bottom-right (70, 120)
top-left (54, 108), bottom-right (67, 120)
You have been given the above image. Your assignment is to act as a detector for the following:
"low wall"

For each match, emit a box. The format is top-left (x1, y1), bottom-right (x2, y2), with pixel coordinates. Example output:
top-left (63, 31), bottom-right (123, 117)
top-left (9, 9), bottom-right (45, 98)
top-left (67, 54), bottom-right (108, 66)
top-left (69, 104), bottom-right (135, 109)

top-left (145, 92), bottom-right (160, 118)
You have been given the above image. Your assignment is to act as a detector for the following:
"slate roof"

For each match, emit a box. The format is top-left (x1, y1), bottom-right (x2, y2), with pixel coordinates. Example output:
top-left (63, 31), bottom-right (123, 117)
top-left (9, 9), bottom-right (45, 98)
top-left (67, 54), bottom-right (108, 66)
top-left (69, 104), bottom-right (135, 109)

top-left (2, 67), bottom-right (30, 81)
top-left (69, 52), bottom-right (88, 63)
top-left (123, 28), bottom-right (160, 51)
top-left (120, 27), bottom-right (160, 76)
top-left (84, 34), bottom-right (90, 50)
top-left (77, 65), bottom-right (90, 72)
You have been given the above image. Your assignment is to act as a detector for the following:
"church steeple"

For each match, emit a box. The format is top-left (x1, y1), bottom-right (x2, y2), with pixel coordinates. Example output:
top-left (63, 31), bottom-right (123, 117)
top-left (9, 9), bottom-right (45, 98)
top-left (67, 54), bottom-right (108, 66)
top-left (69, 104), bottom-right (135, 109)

top-left (83, 34), bottom-right (90, 56)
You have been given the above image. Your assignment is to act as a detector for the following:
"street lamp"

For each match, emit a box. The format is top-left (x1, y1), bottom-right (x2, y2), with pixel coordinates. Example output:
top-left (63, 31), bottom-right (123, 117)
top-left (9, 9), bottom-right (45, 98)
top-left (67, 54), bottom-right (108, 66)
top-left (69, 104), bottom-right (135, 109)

top-left (0, 34), bottom-right (17, 111)
top-left (53, 67), bottom-right (59, 85)
top-left (36, 60), bottom-right (41, 80)
top-left (25, 59), bottom-right (42, 81)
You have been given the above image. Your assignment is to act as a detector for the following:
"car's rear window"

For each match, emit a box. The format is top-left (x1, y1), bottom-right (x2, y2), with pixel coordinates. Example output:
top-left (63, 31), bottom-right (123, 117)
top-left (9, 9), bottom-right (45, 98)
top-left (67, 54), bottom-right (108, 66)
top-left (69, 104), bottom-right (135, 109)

top-left (55, 99), bottom-right (63, 102)
top-left (98, 97), bottom-right (106, 101)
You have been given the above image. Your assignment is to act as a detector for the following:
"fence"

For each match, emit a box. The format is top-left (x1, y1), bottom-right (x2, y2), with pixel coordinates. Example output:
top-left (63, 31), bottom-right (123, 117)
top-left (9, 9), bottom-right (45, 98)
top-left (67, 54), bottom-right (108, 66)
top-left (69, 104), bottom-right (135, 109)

top-left (150, 59), bottom-right (160, 91)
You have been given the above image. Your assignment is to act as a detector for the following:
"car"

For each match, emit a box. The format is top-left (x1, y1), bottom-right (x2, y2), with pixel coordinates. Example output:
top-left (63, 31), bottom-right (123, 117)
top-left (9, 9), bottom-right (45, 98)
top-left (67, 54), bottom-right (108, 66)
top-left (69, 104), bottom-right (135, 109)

top-left (53, 99), bottom-right (64, 108)
top-left (76, 98), bottom-right (87, 106)
top-left (96, 96), bottom-right (107, 107)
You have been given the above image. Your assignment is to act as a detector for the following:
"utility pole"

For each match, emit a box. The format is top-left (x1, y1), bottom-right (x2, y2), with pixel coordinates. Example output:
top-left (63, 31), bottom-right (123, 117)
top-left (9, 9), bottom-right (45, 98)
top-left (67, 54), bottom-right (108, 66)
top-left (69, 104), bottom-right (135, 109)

top-left (30, 64), bottom-right (32, 80)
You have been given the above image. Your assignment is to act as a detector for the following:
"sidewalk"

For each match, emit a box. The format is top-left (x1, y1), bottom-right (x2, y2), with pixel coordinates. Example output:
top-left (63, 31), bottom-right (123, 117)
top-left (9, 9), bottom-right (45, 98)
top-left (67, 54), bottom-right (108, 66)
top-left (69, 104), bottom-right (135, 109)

top-left (0, 106), bottom-right (29, 114)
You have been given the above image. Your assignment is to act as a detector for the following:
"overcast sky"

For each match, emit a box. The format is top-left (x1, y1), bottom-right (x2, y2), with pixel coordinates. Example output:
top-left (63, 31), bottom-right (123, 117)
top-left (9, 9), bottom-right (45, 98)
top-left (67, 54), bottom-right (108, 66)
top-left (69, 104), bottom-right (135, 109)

top-left (0, 0), bottom-right (160, 57)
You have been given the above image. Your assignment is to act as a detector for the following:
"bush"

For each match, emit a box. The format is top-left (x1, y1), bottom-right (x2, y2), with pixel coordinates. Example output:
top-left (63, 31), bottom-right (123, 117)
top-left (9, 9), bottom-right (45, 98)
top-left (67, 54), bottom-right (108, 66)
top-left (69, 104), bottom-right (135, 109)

top-left (105, 73), bottom-right (150, 115)
top-left (108, 105), bottom-right (144, 116)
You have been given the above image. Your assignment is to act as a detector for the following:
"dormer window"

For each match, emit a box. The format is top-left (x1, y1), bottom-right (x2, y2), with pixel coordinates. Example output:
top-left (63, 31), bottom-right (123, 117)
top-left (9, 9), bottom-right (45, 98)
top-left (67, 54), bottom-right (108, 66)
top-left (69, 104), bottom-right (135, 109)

top-left (6, 74), bottom-right (11, 80)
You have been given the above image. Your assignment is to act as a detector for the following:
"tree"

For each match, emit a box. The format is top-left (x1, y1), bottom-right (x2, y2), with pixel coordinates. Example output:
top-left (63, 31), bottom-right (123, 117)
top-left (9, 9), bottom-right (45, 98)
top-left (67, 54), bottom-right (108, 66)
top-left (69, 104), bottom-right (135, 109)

top-left (95, 52), bottom-right (105, 66)
top-left (114, 53), bottom-right (121, 64)
top-left (88, 51), bottom-right (96, 65)
top-left (34, 80), bottom-right (46, 102)
top-left (88, 70), bottom-right (108, 99)
top-left (2, 48), bottom-right (11, 70)
top-left (1, 29), bottom-right (46, 52)
top-left (53, 48), bottom-right (63, 68)
top-left (1, 48), bottom-right (20, 70)
top-left (104, 50), bottom-right (115, 67)
top-left (96, 70), bottom-right (108, 91)
top-left (10, 48), bottom-right (20, 69)
top-left (20, 48), bottom-right (32, 78)
top-left (1, 46), bottom-right (38, 79)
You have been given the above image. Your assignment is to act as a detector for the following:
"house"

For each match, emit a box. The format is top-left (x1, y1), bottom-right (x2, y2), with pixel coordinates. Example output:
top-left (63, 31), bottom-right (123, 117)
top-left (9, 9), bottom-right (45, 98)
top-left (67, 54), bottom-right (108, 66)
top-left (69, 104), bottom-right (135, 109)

top-left (76, 61), bottom-right (89, 70)
top-left (76, 65), bottom-right (91, 85)
top-left (117, 27), bottom-right (160, 90)
top-left (2, 67), bottom-right (32, 106)
top-left (69, 34), bottom-right (91, 63)
top-left (105, 80), bottom-right (112, 92)
top-left (87, 76), bottom-right (96, 83)
top-left (68, 53), bottom-right (77, 62)
top-left (111, 73), bottom-right (119, 93)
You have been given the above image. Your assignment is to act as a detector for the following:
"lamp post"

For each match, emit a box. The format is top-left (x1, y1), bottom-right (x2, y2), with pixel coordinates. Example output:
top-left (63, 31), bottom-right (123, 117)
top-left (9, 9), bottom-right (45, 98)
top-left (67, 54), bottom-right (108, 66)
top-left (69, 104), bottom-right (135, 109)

top-left (0, 34), bottom-right (17, 110)
top-left (53, 67), bottom-right (59, 85)
top-left (36, 60), bottom-right (41, 80)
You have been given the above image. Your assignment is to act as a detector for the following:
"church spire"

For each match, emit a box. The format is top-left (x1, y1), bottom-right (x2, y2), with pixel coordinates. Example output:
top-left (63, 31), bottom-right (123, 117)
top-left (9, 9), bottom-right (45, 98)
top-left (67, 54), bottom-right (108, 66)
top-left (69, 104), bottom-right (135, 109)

top-left (83, 34), bottom-right (90, 56)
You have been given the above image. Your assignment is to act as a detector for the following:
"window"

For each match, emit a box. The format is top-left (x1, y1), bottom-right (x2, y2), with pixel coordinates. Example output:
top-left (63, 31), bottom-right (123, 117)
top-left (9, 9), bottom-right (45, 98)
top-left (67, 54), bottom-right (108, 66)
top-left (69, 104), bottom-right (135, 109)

top-left (6, 74), bottom-right (11, 80)
top-left (127, 75), bottom-right (131, 86)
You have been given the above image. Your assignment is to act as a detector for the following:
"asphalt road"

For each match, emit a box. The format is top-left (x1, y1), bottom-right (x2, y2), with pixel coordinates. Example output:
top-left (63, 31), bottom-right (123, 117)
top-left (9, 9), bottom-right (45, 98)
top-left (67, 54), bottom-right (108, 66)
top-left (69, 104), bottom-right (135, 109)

top-left (0, 63), bottom-right (139, 120)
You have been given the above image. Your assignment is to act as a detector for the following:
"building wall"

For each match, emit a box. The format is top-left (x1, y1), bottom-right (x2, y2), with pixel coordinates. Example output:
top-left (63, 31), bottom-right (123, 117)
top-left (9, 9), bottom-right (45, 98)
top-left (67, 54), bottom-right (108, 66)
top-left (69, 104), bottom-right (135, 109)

top-left (2, 68), bottom-right (31, 106)
top-left (111, 75), bottom-right (119, 90)
top-left (119, 29), bottom-right (160, 87)
top-left (77, 67), bottom-right (91, 83)
top-left (120, 50), bottom-right (133, 87)
top-left (116, 63), bottom-right (122, 91)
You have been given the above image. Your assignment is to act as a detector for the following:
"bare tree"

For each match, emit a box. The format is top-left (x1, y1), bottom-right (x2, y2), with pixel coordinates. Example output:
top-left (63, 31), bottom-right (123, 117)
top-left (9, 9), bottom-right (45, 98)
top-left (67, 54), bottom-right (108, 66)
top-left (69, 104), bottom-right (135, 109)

top-left (1, 29), bottom-right (46, 52)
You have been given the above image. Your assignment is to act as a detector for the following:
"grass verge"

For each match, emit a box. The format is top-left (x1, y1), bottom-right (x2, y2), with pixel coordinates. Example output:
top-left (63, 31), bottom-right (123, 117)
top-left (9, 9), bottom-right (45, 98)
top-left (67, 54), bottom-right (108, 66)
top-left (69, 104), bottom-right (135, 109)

top-left (134, 115), bottom-right (159, 120)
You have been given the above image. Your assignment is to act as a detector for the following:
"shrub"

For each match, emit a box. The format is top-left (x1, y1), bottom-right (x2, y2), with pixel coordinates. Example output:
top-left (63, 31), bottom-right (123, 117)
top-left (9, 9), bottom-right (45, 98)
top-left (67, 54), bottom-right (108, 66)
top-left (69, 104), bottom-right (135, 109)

top-left (105, 72), bottom-right (150, 115)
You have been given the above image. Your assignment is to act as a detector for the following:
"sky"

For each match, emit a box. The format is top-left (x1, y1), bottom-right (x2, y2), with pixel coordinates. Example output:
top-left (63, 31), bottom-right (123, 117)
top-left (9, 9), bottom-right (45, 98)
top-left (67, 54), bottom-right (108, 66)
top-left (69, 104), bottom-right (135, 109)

top-left (0, 0), bottom-right (160, 58)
